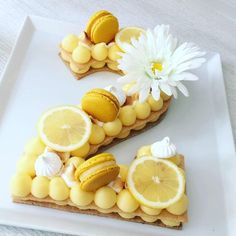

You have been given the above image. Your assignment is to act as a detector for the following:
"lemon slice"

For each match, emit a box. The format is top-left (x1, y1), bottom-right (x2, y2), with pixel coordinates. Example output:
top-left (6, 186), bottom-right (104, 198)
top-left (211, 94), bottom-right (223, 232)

top-left (115, 27), bottom-right (145, 51)
top-left (127, 156), bottom-right (185, 209)
top-left (38, 106), bottom-right (92, 152)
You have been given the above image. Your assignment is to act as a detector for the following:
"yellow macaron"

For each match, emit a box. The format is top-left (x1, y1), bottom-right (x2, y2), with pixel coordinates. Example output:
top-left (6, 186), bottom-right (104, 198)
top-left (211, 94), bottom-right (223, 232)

top-left (85, 10), bottom-right (119, 44)
top-left (75, 153), bottom-right (120, 191)
top-left (81, 88), bottom-right (120, 122)
top-left (86, 10), bottom-right (111, 37)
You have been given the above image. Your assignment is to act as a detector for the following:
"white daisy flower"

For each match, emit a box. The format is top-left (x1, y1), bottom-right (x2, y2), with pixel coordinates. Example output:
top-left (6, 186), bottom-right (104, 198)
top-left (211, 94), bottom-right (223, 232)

top-left (117, 25), bottom-right (206, 103)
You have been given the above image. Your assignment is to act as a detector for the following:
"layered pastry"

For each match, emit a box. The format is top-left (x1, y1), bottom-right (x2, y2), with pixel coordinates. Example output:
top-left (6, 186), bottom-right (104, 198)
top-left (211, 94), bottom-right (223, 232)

top-left (11, 137), bottom-right (188, 229)
top-left (59, 10), bottom-right (145, 79)
top-left (15, 85), bottom-right (171, 161)
top-left (12, 9), bottom-right (206, 231)
top-left (60, 32), bottom-right (124, 78)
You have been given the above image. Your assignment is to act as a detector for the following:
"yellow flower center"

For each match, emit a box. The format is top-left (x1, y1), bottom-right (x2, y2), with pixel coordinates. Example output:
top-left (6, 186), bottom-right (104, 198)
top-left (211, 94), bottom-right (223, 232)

top-left (152, 62), bottom-right (163, 73)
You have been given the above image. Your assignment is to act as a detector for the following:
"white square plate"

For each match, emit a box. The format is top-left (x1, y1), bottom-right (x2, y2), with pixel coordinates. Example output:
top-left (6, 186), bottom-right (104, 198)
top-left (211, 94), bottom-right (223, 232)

top-left (0, 16), bottom-right (235, 236)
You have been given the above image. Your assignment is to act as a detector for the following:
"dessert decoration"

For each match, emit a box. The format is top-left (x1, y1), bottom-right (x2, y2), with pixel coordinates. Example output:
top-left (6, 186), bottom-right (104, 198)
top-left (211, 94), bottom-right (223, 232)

top-left (115, 27), bottom-right (145, 52)
top-left (151, 136), bottom-right (177, 158)
top-left (104, 85), bottom-right (126, 106)
top-left (81, 88), bottom-right (120, 122)
top-left (74, 153), bottom-right (120, 191)
top-left (118, 25), bottom-right (206, 102)
top-left (138, 137), bottom-right (181, 165)
top-left (38, 106), bottom-right (92, 152)
top-left (127, 157), bottom-right (185, 209)
top-left (11, 138), bottom-right (188, 229)
top-left (85, 10), bottom-right (119, 44)
top-left (150, 137), bottom-right (180, 165)
top-left (34, 150), bottom-right (63, 178)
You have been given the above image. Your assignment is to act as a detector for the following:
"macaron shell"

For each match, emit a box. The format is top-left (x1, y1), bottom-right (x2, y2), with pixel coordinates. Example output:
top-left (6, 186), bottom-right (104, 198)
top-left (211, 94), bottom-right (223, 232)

top-left (85, 10), bottom-right (111, 38)
top-left (91, 15), bottom-right (119, 44)
top-left (82, 89), bottom-right (119, 122)
top-left (88, 88), bottom-right (119, 110)
top-left (82, 93), bottom-right (118, 122)
top-left (75, 153), bottom-right (115, 178)
top-left (80, 165), bottom-right (120, 191)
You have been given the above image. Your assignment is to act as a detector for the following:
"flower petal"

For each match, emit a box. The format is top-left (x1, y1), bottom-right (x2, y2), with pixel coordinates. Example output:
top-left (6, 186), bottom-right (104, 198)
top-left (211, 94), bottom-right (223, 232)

top-left (127, 83), bottom-right (140, 95)
top-left (170, 86), bottom-right (178, 98)
top-left (151, 85), bottom-right (161, 100)
top-left (139, 87), bottom-right (150, 103)
top-left (168, 80), bottom-right (178, 86)
top-left (171, 42), bottom-right (206, 73)
top-left (160, 82), bottom-right (172, 96)
top-left (172, 72), bottom-right (199, 81)
top-left (117, 73), bottom-right (137, 84)
top-left (174, 58), bottom-right (206, 74)
top-left (177, 82), bottom-right (189, 97)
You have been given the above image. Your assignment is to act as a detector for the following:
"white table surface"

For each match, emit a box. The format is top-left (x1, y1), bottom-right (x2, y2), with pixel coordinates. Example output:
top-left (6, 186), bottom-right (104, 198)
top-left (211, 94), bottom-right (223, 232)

top-left (0, 0), bottom-right (236, 235)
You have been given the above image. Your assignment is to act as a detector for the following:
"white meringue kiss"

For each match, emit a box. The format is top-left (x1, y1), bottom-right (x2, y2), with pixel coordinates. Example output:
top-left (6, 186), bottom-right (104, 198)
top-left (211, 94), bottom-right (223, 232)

top-left (35, 151), bottom-right (63, 179)
top-left (104, 85), bottom-right (126, 106)
top-left (151, 137), bottom-right (177, 158)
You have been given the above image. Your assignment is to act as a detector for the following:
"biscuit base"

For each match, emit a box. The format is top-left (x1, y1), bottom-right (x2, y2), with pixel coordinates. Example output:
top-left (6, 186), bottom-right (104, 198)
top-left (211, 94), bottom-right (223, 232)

top-left (13, 197), bottom-right (182, 230)
top-left (59, 52), bottom-right (124, 80)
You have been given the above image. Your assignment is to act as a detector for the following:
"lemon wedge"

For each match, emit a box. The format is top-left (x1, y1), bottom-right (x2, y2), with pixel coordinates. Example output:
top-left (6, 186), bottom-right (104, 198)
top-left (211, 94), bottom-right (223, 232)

top-left (38, 106), bottom-right (92, 152)
top-left (115, 27), bottom-right (145, 51)
top-left (127, 156), bottom-right (185, 209)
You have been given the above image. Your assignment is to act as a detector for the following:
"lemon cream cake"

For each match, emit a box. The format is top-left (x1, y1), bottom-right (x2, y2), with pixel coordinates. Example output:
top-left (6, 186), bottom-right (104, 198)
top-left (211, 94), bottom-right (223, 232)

top-left (11, 9), bottom-right (206, 231)
top-left (11, 137), bottom-right (188, 229)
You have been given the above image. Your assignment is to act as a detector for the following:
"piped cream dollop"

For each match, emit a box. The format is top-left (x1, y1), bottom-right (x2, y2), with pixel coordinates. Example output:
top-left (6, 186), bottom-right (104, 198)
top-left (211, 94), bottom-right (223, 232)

top-left (104, 85), bottom-right (126, 106)
top-left (151, 137), bottom-right (177, 158)
top-left (35, 151), bottom-right (63, 178)
top-left (61, 163), bottom-right (78, 187)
